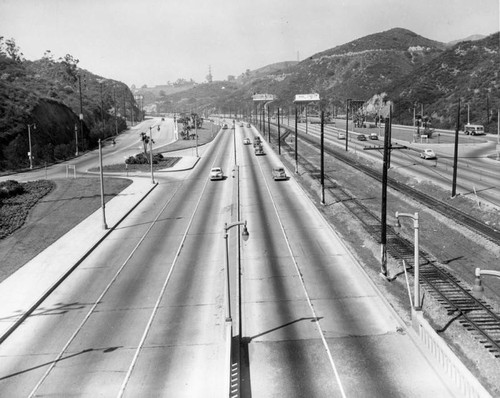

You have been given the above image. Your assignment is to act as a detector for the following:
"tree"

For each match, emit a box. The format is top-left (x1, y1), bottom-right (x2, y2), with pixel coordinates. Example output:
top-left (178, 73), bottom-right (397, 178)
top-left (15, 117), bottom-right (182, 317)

top-left (139, 132), bottom-right (154, 159)
top-left (58, 54), bottom-right (79, 84)
top-left (0, 37), bottom-right (24, 62)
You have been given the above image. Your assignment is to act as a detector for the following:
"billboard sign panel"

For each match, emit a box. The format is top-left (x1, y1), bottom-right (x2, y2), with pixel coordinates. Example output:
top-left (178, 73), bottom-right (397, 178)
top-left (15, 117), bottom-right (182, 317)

top-left (252, 94), bottom-right (275, 101)
top-left (294, 93), bottom-right (320, 102)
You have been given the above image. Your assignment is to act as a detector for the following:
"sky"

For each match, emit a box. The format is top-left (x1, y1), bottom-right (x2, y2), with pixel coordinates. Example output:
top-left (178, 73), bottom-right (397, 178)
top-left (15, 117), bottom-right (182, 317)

top-left (1, 0), bottom-right (498, 88)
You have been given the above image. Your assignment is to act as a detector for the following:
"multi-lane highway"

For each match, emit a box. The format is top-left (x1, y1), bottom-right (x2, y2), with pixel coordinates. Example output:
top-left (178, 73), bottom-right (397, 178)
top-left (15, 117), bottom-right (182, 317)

top-left (276, 118), bottom-right (500, 209)
top-left (0, 120), bottom-right (464, 396)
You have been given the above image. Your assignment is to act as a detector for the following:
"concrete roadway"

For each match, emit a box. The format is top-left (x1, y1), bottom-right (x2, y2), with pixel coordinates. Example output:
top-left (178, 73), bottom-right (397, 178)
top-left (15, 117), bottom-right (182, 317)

top-left (277, 118), bottom-right (500, 209)
top-left (0, 121), bottom-right (462, 396)
top-left (0, 123), bottom-right (233, 396)
top-left (236, 125), bottom-right (460, 397)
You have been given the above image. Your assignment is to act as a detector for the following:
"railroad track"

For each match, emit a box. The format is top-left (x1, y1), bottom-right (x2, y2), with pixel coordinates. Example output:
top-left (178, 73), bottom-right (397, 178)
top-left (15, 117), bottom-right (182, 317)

top-left (271, 125), bottom-right (500, 358)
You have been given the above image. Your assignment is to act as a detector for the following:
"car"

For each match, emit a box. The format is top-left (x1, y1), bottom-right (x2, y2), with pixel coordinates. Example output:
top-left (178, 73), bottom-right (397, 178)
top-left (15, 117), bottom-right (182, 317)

top-left (369, 133), bottom-right (378, 140)
top-left (243, 138), bottom-right (251, 145)
top-left (357, 134), bottom-right (367, 141)
top-left (222, 124), bottom-right (228, 129)
top-left (420, 149), bottom-right (436, 160)
top-left (246, 123), bottom-right (251, 128)
top-left (253, 137), bottom-right (262, 147)
top-left (272, 167), bottom-right (287, 180)
top-left (337, 132), bottom-right (346, 140)
top-left (209, 167), bottom-right (224, 180)
top-left (240, 123), bottom-right (244, 127)
top-left (254, 145), bottom-right (265, 155)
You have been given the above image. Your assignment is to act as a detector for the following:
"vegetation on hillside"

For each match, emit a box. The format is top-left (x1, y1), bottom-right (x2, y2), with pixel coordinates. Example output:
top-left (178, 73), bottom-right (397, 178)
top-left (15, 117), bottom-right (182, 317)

top-left (157, 29), bottom-right (499, 132)
top-left (0, 38), bottom-right (140, 171)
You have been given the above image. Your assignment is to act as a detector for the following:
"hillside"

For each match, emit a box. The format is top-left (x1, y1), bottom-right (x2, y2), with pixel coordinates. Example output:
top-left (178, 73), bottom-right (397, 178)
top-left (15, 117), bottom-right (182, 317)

top-left (160, 28), bottom-right (498, 131)
top-left (389, 32), bottom-right (499, 127)
top-left (0, 45), bottom-right (139, 172)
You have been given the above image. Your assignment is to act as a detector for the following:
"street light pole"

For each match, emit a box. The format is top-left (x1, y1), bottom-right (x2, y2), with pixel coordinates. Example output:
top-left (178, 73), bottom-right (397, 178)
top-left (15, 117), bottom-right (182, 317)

top-left (27, 123), bottom-right (36, 169)
top-left (98, 139), bottom-right (108, 230)
top-left (396, 211), bottom-right (420, 309)
top-left (223, 221), bottom-right (249, 323)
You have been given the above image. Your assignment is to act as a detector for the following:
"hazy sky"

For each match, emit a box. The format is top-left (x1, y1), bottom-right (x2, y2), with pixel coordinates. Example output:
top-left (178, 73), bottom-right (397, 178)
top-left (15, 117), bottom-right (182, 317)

top-left (1, 0), bottom-right (498, 87)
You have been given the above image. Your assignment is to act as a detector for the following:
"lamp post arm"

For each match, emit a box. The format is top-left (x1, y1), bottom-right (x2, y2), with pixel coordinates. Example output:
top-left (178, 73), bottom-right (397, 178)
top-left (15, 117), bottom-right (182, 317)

top-left (224, 220), bottom-right (247, 232)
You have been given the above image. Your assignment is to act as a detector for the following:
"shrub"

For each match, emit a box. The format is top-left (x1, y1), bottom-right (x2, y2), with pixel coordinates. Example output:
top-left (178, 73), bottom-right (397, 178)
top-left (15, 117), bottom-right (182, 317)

top-left (0, 180), bottom-right (24, 198)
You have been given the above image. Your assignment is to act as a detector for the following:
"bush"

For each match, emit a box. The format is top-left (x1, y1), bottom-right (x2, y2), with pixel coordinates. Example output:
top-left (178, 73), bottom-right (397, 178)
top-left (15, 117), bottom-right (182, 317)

top-left (0, 180), bottom-right (24, 198)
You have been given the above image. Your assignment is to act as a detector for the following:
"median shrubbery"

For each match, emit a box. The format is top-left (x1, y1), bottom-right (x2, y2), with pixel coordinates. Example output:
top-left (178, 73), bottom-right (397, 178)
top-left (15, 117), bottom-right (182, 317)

top-left (0, 180), bottom-right (24, 198)
top-left (0, 180), bottom-right (54, 239)
top-left (125, 152), bottom-right (164, 165)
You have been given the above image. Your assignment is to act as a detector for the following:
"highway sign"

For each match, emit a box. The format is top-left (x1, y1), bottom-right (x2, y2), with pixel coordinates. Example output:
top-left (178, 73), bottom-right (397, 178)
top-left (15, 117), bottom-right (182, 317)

top-left (252, 94), bottom-right (275, 101)
top-left (294, 93), bottom-right (320, 102)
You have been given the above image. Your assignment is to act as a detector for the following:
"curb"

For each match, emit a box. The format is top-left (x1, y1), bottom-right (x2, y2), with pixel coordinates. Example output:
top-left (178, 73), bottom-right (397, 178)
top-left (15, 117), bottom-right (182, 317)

top-left (0, 182), bottom-right (159, 345)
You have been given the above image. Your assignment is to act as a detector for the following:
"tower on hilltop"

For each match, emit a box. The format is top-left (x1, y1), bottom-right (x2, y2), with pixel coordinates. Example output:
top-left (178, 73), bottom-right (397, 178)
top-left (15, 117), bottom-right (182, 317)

top-left (206, 65), bottom-right (213, 83)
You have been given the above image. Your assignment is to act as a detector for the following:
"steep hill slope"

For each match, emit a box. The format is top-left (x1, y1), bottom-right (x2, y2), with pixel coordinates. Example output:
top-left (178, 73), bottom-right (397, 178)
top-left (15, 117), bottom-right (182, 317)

top-left (389, 32), bottom-right (499, 128)
top-left (0, 51), bottom-right (139, 171)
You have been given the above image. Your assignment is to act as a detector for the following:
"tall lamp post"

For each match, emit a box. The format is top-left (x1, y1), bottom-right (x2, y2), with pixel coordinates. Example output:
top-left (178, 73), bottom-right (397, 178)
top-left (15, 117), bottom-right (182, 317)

top-left (395, 211), bottom-right (420, 309)
top-left (223, 220), bottom-right (249, 323)
top-left (27, 123), bottom-right (36, 169)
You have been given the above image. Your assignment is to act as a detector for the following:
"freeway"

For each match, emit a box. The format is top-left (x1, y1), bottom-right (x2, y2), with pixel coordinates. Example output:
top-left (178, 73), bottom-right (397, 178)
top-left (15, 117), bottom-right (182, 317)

top-left (0, 120), bottom-right (464, 396)
top-left (278, 118), bottom-right (500, 208)
top-left (0, 117), bottom-right (177, 183)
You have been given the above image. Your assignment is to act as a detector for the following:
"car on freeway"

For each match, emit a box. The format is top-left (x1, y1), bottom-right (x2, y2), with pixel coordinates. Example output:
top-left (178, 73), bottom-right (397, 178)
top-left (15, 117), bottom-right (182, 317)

top-left (420, 149), bottom-right (437, 160)
top-left (243, 138), bottom-right (251, 145)
top-left (337, 132), bottom-right (346, 140)
top-left (209, 167), bottom-right (224, 180)
top-left (247, 123), bottom-right (251, 128)
top-left (272, 167), bottom-right (287, 181)
top-left (240, 123), bottom-right (244, 127)
top-left (369, 133), bottom-right (378, 140)
top-left (254, 145), bottom-right (265, 155)
top-left (357, 134), bottom-right (367, 141)
top-left (253, 137), bottom-right (262, 147)
top-left (222, 124), bottom-right (228, 129)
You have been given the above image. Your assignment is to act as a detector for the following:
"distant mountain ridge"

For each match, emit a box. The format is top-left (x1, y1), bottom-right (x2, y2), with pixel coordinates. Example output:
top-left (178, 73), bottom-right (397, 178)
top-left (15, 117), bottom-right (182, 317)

top-left (162, 28), bottom-right (498, 131)
top-left (446, 34), bottom-right (487, 47)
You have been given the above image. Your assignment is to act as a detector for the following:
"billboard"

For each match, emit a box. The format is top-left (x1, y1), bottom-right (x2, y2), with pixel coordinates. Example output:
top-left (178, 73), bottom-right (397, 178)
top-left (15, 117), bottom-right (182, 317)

top-left (294, 93), bottom-right (320, 102)
top-left (252, 94), bottom-right (275, 101)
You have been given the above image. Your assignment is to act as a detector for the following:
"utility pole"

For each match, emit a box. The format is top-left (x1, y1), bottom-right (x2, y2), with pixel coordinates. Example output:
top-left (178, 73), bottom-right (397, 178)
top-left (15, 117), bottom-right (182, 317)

top-left (320, 110), bottom-right (325, 205)
top-left (345, 99), bottom-right (350, 151)
top-left (78, 74), bottom-right (84, 153)
top-left (277, 108), bottom-right (281, 155)
top-left (452, 99), bottom-right (460, 197)
top-left (380, 110), bottom-right (391, 277)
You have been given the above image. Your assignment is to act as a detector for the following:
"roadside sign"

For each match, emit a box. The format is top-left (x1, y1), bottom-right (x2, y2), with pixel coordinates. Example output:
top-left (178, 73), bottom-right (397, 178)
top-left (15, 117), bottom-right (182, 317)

top-left (252, 94), bottom-right (275, 101)
top-left (294, 93), bottom-right (320, 102)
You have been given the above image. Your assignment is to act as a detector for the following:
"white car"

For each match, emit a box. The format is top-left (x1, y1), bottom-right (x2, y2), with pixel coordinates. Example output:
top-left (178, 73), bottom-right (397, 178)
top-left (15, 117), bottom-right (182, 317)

top-left (337, 132), bottom-right (346, 140)
top-left (210, 167), bottom-right (224, 180)
top-left (420, 149), bottom-right (436, 160)
top-left (243, 138), bottom-right (251, 145)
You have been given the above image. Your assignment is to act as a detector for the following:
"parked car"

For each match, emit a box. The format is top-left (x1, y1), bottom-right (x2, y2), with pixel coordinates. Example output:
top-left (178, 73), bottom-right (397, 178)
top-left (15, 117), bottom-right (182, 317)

top-left (357, 134), bottom-right (367, 141)
top-left (420, 149), bottom-right (436, 160)
top-left (272, 167), bottom-right (287, 181)
top-left (243, 138), bottom-right (251, 145)
top-left (369, 133), bottom-right (378, 140)
top-left (210, 167), bottom-right (224, 180)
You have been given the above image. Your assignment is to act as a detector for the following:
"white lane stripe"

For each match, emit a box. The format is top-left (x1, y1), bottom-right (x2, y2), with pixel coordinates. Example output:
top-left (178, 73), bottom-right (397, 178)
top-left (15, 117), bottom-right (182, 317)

top-left (254, 153), bottom-right (348, 398)
top-left (117, 132), bottom-right (230, 397)
top-left (28, 181), bottom-right (184, 398)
